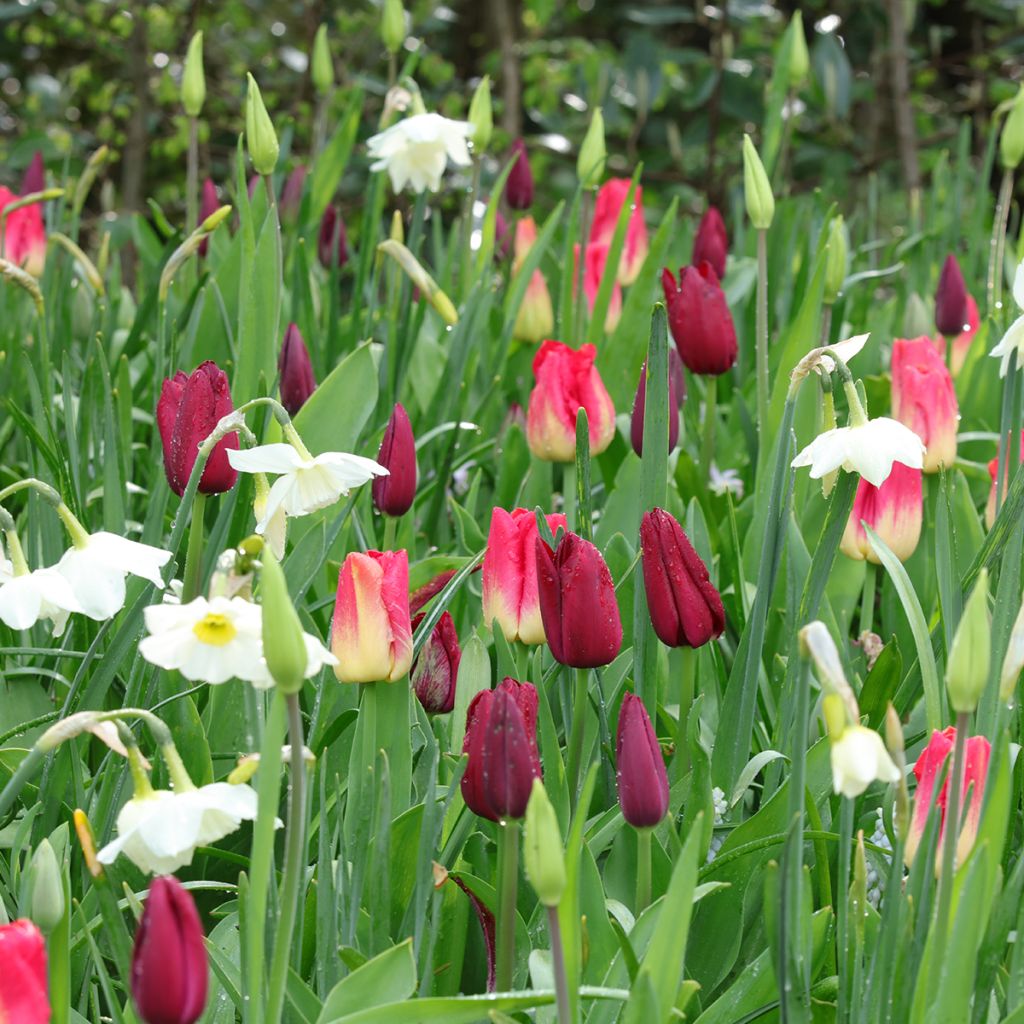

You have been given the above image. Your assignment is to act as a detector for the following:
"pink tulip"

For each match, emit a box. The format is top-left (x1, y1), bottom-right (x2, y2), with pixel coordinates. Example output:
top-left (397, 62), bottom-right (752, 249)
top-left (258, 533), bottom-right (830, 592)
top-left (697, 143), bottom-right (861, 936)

top-left (0, 919), bottom-right (50, 1024)
top-left (589, 178), bottom-right (649, 285)
top-left (0, 185), bottom-right (46, 277)
top-left (840, 461), bottom-right (923, 563)
top-left (891, 336), bottom-right (958, 473)
top-left (574, 241), bottom-right (622, 333)
top-left (511, 216), bottom-right (554, 344)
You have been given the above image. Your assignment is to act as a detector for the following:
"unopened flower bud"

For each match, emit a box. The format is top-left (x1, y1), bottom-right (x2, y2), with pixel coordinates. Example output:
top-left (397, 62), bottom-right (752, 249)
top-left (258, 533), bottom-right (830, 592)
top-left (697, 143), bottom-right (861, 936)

top-left (381, 0), bottom-right (406, 55)
top-left (260, 549), bottom-right (308, 694)
top-left (372, 403), bottom-right (417, 517)
top-left (577, 107), bottom-right (606, 188)
top-left (311, 25), bottom-right (334, 96)
top-left (468, 76), bottom-right (493, 154)
top-left (1000, 84), bottom-right (1024, 171)
top-left (523, 779), bottom-right (566, 907)
top-left (28, 839), bottom-right (64, 933)
top-left (999, 595), bottom-right (1024, 704)
top-left (786, 11), bottom-right (810, 89)
top-left (823, 215), bottom-right (847, 304)
top-left (947, 568), bottom-right (990, 713)
top-left (182, 31), bottom-right (205, 118)
top-left (245, 73), bottom-right (279, 177)
top-left (742, 134), bottom-right (774, 230)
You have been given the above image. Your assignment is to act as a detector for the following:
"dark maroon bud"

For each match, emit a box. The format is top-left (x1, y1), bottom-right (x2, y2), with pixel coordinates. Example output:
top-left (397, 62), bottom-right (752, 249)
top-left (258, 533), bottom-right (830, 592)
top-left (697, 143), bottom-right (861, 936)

top-left (661, 261), bottom-right (738, 376)
top-left (277, 322), bottom-right (316, 416)
top-left (372, 403), bottom-right (417, 517)
top-left (506, 139), bottom-right (534, 211)
top-left (630, 351), bottom-right (684, 457)
top-left (616, 693), bottom-right (669, 828)
top-left (318, 204), bottom-right (349, 269)
top-left (411, 610), bottom-right (461, 714)
top-left (691, 206), bottom-right (728, 281)
top-left (935, 253), bottom-right (969, 337)
top-left (280, 165), bottom-right (307, 222)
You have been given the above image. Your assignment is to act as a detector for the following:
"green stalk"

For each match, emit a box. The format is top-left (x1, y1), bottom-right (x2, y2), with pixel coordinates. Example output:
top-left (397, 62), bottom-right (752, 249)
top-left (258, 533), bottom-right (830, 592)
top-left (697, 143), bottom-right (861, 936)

top-left (566, 667), bottom-right (589, 809)
top-left (547, 905), bottom-right (572, 1024)
top-left (699, 377), bottom-right (717, 482)
top-left (0, 744), bottom-right (43, 819)
top-left (755, 228), bottom-right (770, 438)
top-left (574, 190), bottom-right (593, 348)
top-left (675, 647), bottom-right (696, 780)
top-left (635, 827), bottom-right (652, 913)
top-left (186, 117), bottom-right (199, 235)
top-left (987, 168), bottom-right (1014, 315)
top-left (382, 514), bottom-right (398, 552)
top-left (495, 819), bottom-right (521, 991)
top-left (859, 562), bottom-right (876, 635)
top-left (46, 889), bottom-right (71, 1024)
top-left (462, 159), bottom-right (482, 300)
top-left (181, 491), bottom-right (207, 602)
top-left (995, 350), bottom-right (1019, 520)
top-left (836, 796), bottom-right (854, 1024)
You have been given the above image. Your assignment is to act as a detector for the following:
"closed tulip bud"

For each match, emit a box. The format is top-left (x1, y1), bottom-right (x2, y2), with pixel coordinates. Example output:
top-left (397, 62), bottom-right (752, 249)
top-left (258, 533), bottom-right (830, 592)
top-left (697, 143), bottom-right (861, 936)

top-left (156, 361), bottom-right (238, 497)
top-left (28, 839), bottom-right (64, 934)
top-left (840, 461), bottom-right (922, 563)
top-left (506, 138), bottom-right (534, 211)
top-left (640, 508), bottom-right (725, 648)
top-left (934, 253), bottom-right (968, 337)
top-left (999, 597), bottom-right (1024, 703)
top-left (197, 179), bottom-right (219, 258)
top-left (786, 11), bottom-right (810, 89)
top-left (181, 31), bottom-right (205, 118)
top-left (131, 876), bottom-right (208, 1024)
top-left (20, 150), bottom-right (45, 196)
top-left (318, 205), bottom-right (349, 269)
top-left (823, 215), bottom-right (847, 304)
top-left (523, 779), bottom-right (566, 906)
top-left (662, 262), bottom-right (738, 375)
top-left (311, 25), bottom-right (334, 96)
top-left (630, 351), bottom-right (684, 458)
top-left (280, 165), bottom-right (307, 222)
top-left (935, 293), bottom-right (979, 379)
top-left (829, 725), bottom-right (900, 798)
top-left (331, 549), bottom-right (413, 683)
top-left (468, 76), bottom-right (493, 154)
top-left (1000, 85), bottom-right (1024, 171)
top-left (461, 678), bottom-right (542, 821)
top-left (260, 549), bottom-right (308, 694)
top-left (692, 205), bottom-right (728, 281)
top-left (0, 919), bottom-right (50, 1023)
top-left (902, 292), bottom-right (931, 338)
top-left (891, 337), bottom-right (958, 472)
top-left (245, 73), bottom-right (279, 177)
top-left (947, 568), bottom-right (990, 714)
top-left (742, 135), bottom-right (774, 230)
top-left (577, 107), bottom-right (606, 188)
top-left (482, 506), bottom-right (567, 644)
top-left (0, 185), bottom-right (46, 277)
top-left (381, 0), bottom-right (406, 55)
top-left (411, 610), bottom-right (460, 713)
top-left (589, 178), bottom-right (649, 285)
top-left (372, 403), bottom-right (417, 517)
top-left (616, 693), bottom-right (669, 828)
top-left (526, 341), bottom-right (616, 462)
top-left (535, 531), bottom-right (623, 668)
top-left (278, 323), bottom-right (316, 416)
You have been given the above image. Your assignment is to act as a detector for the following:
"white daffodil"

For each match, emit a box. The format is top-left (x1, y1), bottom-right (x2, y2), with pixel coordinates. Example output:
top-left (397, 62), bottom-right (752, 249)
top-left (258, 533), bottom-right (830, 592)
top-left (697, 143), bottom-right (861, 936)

top-left (250, 631), bottom-right (338, 690)
top-left (830, 725), bottom-right (901, 799)
top-left (254, 478), bottom-right (287, 559)
top-left (790, 332), bottom-right (869, 385)
top-left (0, 567), bottom-right (81, 637)
top-left (56, 532), bottom-right (171, 620)
top-left (709, 464), bottom-right (744, 499)
top-left (791, 417), bottom-right (924, 488)
top-left (990, 259), bottom-right (1024, 377)
top-left (227, 443), bottom-right (387, 532)
top-left (96, 782), bottom-right (258, 875)
top-left (367, 112), bottom-right (473, 193)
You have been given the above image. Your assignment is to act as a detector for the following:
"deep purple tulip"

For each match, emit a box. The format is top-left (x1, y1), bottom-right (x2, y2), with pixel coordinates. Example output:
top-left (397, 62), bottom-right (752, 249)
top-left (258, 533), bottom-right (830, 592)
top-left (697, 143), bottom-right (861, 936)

top-left (616, 693), bottom-right (669, 828)
top-left (318, 205), bottom-right (349, 269)
top-left (411, 610), bottom-right (461, 714)
top-left (278, 322), bottom-right (316, 415)
top-left (506, 139), bottom-right (534, 211)
top-left (372, 403), bottom-right (417, 517)
top-left (935, 253), bottom-right (969, 337)
top-left (630, 349), bottom-right (685, 457)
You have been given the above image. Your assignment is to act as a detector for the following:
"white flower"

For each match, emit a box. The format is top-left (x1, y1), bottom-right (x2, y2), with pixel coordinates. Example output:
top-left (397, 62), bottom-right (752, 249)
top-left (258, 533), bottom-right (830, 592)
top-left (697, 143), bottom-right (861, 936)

top-left (709, 464), bottom-right (744, 499)
top-left (791, 332), bottom-right (870, 384)
top-left (96, 783), bottom-right (258, 875)
top-left (227, 443), bottom-right (387, 531)
top-left (830, 725), bottom-right (901, 799)
top-left (367, 112), bottom-right (473, 193)
top-left (791, 417), bottom-right (924, 488)
top-left (254, 486), bottom-right (288, 560)
top-left (250, 631), bottom-right (338, 690)
top-left (56, 532), bottom-right (171, 620)
top-left (0, 567), bottom-right (81, 637)
top-left (990, 260), bottom-right (1024, 377)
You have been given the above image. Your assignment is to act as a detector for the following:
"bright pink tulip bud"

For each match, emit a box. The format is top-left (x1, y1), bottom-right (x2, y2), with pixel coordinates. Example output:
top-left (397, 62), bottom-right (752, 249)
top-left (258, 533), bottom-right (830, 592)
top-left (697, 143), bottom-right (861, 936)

top-left (280, 165), bottom-right (307, 222)
top-left (630, 350), bottom-right (685, 457)
top-left (372, 403), bottom-right (417, 517)
top-left (905, 727), bottom-right (952, 867)
top-left (461, 677), bottom-right (541, 821)
top-left (131, 876), bottom-right (208, 1024)
top-left (692, 206), bottom-right (728, 281)
top-left (935, 253), bottom-right (969, 337)
top-left (318, 204), bottom-right (349, 269)
top-left (0, 185), bottom-right (46, 277)
top-left (156, 361), bottom-right (238, 497)
top-left (933, 293), bottom-right (979, 378)
top-left (277, 322), bottom-right (316, 416)
top-left (662, 262), bottom-right (738, 376)
top-left (411, 610), bottom-right (460, 714)
top-left (616, 693), bottom-right (669, 828)
top-left (482, 506), bottom-right (567, 645)
top-left (526, 340), bottom-right (616, 462)
top-left (535, 531), bottom-right (623, 668)
top-left (506, 138), bottom-right (534, 210)
top-left (891, 336), bottom-right (959, 473)
top-left (985, 434), bottom-right (1024, 528)
top-left (840, 461), bottom-right (923, 563)
top-left (331, 549), bottom-right (413, 682)
top-left (197, 179), bottom-right (220, 257)
top-left (574, 241), bottom-right (622, 333)
top-left (640, 508), bottom-right (725, 648)
top-left (20, 151), bottom-right (45, 195)
top-left (0, 919), bottom-right (50, 1024)
top-left (512, 216), bottom-right (554, 344)
top-left (589, 178), bottom-right (649, 285)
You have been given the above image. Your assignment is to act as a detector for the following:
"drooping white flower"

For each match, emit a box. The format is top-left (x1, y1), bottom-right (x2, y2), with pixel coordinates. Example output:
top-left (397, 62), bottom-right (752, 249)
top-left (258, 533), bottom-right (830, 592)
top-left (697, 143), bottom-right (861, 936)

top-left (989, 259), bottom-right (1024, 377)
top-left (790, 332), bottom-right (870, 385)
top-left (830, 725), bottom-right (901, 799)
top-left (791, 417), bottom-right (925, 488)
top-left (0, 567), bottom-right (81, 637)
top-left (250, 631), bottom-right (338, 690)
top-left (367, 112), bottom-right (473, 193)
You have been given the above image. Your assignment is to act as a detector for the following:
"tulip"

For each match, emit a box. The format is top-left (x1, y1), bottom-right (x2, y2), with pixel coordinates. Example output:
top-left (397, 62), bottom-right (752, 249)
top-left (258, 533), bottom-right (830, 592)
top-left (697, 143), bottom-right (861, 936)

top-left (575, 241), bottom-right (622, 333)
top-left (535, 531), bottom-right (623, 668)
top-left (277, 323), bottom-right (316, 416)
top-left (526, 340), bottom-right (616, 462)
top-left (742, 135), bottom-right (774, 230)
top-left (589, 178), bottom-right (649, 285)
top-left (494, 207), bottom-right (512, 262)
top-left (0, 186), bottom-right (46, 277)
top-left (318, 204), bottom-right (349, 269)
top-left (331, 549), bottom-right (413, 683)
top-left (461, 677), bottom-right (542, 821)
top-left (245, 73), bottom-right (279, 177)
top-left (411, 610), bottom-right (460, 713)
top-left (616, 693), bottom-right (669, 828)
top-left (630, 350), bottom-right (685, 457)
top-left (692, 206), bottom-right (728, 281)
top-left (482, 506), bottom-right (568, 645)
top-left (506, 138), bottom-right (534, 210)
top-left (891, 336), bottom-right (958, 472)
top-left (932, 292), bottom-right (978, 378)
top-left (197, 179), bottom-right (219, 257)
top-left (156, 361), bottom-right (238, 497)
top-left (904, 726), bottom-right (952, 867)
top-left (131, 876), bottom-right (208, 1024)
top-left (0, 919), bottom-right (50, 1024)
top-left (935, 253), bottom-right (969, 337)
top-left (840, 461), bottom-right (923, 563)
top-left (662, 262), bottom-right (738, 375)
top-left (280, 165), bottom-right (307, 222)
top-left (20, 150), bottom-right (45, 195)
top-left (372, 403), bottom-right (417, 516)
top-left (511, 216), bottom-right (554, 343)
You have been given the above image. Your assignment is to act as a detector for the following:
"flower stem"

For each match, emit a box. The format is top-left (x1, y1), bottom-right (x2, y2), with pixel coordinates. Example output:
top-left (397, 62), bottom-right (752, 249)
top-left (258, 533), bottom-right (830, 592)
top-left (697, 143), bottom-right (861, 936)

top-left (836, 795), bottom-right (854, 1023)
top-left (462, 158), bottom-right (481, 300)
top-left (574, 190), bottom-right (593, 348)
top-left (181, 491), bottom-right (207, 602)
top-left (186, 117), bottom-right (199, 235)
top-left (755, 229), bottom-right (769, 438)
top-left (382, 514), bottom-right (398, 552)
top-left (859, 561), bottom-right (876, 636)
top-left (699, 377), bottom-right (717, 483)
top-left (675, 647), bottom-right (696, 779)
top-left (547, 904), bottom-right (572, 1024)
top-left (932, 711), bottom-right (969, 971)
top-left (495, 818), bottom-right (521, 991)
top-left (566, 667), bottom-right (589, 809)
top-left (635, 827), bottom-right (652, 913)
top-left (988, 168), bottom-right (1014, 316)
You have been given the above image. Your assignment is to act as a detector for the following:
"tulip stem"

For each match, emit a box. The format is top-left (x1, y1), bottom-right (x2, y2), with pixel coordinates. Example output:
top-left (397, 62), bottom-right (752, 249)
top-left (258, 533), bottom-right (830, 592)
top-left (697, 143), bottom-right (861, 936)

top-left (382, 514), bottom-right (398, 552)
top-left (836, 795), bottom-right (854, 1023)
top-left (987, 167), bottom-right (1014, 316)
top-left (755, 228), bottom-right (769, 439)
top-left (181, 491), bottom-right (207, 603)
top-left (635, 827), bottom-right (652, 913)
top-left (675, 647), bottom-right (696, 778)
top-left (547, 905), bottom-right (572, 1024)
top-left (859, 562), bottom-right (876, 636)
top-left (566, 667), bottom-right (590, 809)
top-left (699, 377), bottom-right (717, 483)
top-left (186, 116), bottom-right (199, 235)
top-left (495, 818), bottom-right (521, 991)
top-left (574, 189), bottom-right (593, 348)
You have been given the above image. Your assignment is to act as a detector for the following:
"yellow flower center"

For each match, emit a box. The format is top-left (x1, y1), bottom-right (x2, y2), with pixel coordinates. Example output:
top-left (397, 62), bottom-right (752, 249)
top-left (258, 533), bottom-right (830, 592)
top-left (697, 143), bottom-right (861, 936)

top-left (193, 612), bottom-right (237, 647)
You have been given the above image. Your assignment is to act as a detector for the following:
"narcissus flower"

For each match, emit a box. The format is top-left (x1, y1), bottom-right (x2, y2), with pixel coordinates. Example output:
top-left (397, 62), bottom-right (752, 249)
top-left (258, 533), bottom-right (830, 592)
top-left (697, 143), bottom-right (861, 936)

top-left (372, 403), bottom-right (418, 517)
top-left (791, 416), bottom-right (924, 488)
top-left (934, 253), bottom-right (969, 338)
top-left (0, 185), bottom-right (46, 276)
top-left (411, 610), bottom-right (460, 714)
top-left (506, 138), bottom-right (534, 210)
top-left (278, 323), bottom-right (316, 416)
top-left (589, 177), bottom-right (648, 285)
top-left (891, 336), bottom-right (958, 472)
top-left (990, 259), bottom-right (1024, 377)
top-left (367, 112), bottom-right (473, 194)
top-left (662, 262), bottom-right (737, 375)
top-left (616, 693), bottom-right (669, 828)
top-left (829, 724), bottom-right (900, 799)
top-left (0, 919), bottom-right (50, 1024)
top-left (0, 564), bottom-right (81, 637)
top-left (840, 461), bottom-right (923, 563)
top-left (692, 206), bottom-right (728, 281)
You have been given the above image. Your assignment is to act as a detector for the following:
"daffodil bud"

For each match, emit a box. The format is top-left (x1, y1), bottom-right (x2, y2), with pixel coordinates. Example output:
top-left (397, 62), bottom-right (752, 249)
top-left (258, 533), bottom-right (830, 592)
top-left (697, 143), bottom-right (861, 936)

top-left (260, 549), bottom-right (308, 694)
top-left (902, 292), bottom-right (931, 338)
top-left (468, 76), bottom-right (493, 154)
top-left (523, 779), bottom-right (566, 907)
top-left (786, 11), bottom-right (809, 90)
top-left (381, 0), bottom-right (406, 55)
top-left (947, 568), bottom-right (990, 713)
top-left (1000, 85), bottom-right (1024, 171)
top-left (311, 25), bottom-right (334, 96)
top-left (822, 693), bottom-right (848, 742)
top-left (742, 135), bottom-right (774, 230)
top-left (182, 31), bottom-right (205, 118)
top-left (28, 839), bottom-right (65, 934)
top-left (823, 216), bottom-right (847, 305)
top-left (577, 107), bottom-right (606, 189)
top-left (245, 73), bottom-right (279, 177)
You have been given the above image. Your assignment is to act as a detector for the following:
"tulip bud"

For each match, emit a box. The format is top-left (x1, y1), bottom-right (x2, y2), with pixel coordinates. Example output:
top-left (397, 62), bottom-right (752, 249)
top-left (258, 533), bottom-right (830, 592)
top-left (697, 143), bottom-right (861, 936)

top-left (28, 839), bottom-right (64, 934)
top-left (1000, 84), bottom-right (1024, 171)
top-left (411, 610), bottom-right (460, 714)
top-left (506, 139), bottom-right (534, 211)
top-left (468, 76), bottom-right (493, 154)
top-left (946, 568), bottom-right (990, 714)
top-left (891, 336), bottom-right (958, 472)
top-left (20, 150), bottom-right (45, 196)
top-left (575, 241), bottom-right (623, 333)
top-left (999, 596), bottom-right (1024, 703)
top-left (318, 205), bottom-right (349, 270)
top-left (934, 253), bottom-right (968, 338)
top-left (590, 178), bottom-right (649, 285)
top-left (786, 11), bottom-right (810, 89)
top-left (276, 323), bottom-right (316, 416)
top-left (511, 217), bottom-right (554, 343)
top-left (182, 31), bottom-right (205, 118)
top-left (381, 0), bottom-right (406, 55)
top-left (0, 919), bottom-right (50, 1023)
top-left (742, 134), bottom-right (774, 230)
top-left (662, 262), bottom-right (738, 376)
top-left (259, 549), bottom-right (308, 694)
top-left (372, 403), bottom-right (417, 517)
top-left (692, 206), bottom-right (728, 281)
top-left (577, 107), bottom-right (606, 188)
top-left (311, 24), bottom-right (334, 96)
top-left (823, 215), bottom-right (847, 304)
top-left (616, 693), bottom-right (669, 828)
top-left (131, 876), bottom-right (208, 1024)
top-left (245, 73), bottom-right (279, 177)
top-left (840, 462), bottom-right (923, 563)
top-left (902, 292), bottom-right (931, 338)
top-left (630, 351), bottom-right (684, 458)
top-left (280, 165), bottom-right (307, 222)
top-left (523, 779), bottom-right (566, 906)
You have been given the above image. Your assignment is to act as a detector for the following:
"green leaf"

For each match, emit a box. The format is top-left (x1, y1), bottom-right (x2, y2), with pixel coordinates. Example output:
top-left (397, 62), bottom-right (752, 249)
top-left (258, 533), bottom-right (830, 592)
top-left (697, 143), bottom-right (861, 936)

top-left (317, 940), bottom-right (417, 1024)
top-left (308, 95), bottom-right (363, 223)
top-left (293, 342), bottom-right (378, 455)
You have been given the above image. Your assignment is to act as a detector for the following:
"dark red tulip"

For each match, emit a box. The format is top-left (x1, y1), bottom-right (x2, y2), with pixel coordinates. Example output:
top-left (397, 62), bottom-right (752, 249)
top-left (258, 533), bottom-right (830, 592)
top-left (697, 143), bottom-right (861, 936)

top-left (461, 677), bottom-right (541, 821)
top-left (20, 151), bottom-right (45, 195)
top-left (318, 204), bottom-right (349, 269)
top-left (131, 876), bottom-right (208, 1024)
top-left (640, 508), bottom-right (725, 648)
top-left (277, 322), bottom-right (316, 416)
top-left (197, 179), bottom-right (219, 257)
top-left (411, 610), bottom-right (461, 714)
top-left (616, 693), bottom-right (669, 828)
top-left (280, 165), bottom-right (307, 222)
top-left (506, 139), bottom-right (534, 211)
top-left (410, 569), bottom-right (457, 616)
top-left (156, 361), bottom-right (238, 497)
top-left (692, 206), bottom-right (728, 281)
top-left (535, 531), bottom-right (623, 668)
top-left (935, 253), bottom-right (969, 337)
top-left (662, 261), bottom-right (738, 376)
top-left (630, 349), bottom-right (685, 457)
top-left (372, 403), bottom-right (417, 517)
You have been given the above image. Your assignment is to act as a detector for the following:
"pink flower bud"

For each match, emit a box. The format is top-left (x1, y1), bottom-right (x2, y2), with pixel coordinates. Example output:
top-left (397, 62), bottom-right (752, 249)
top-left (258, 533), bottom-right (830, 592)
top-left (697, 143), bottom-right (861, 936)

top-left (891, 336), bottom-right (959, 473)
top-left (20, 151), bottom-right (45, 195)
top-left (0, 185), bottom-right (46, 277)
top-left (0, 918), bottom-right (50, 1024)
top-left (935, 253), bottom-right (969, 337)
top-left (630, 350), bottom-right (685, 457)
top-left (589, 177), bottom-right (649, 285)
top-left (318, 204), bottom-right (349, 269)
top-left (411, 610), bottom-right (460, 714)
top-left (840, 461), bottom-right (923, 563)
top-left (506, 138), bottom-right (534, 210)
